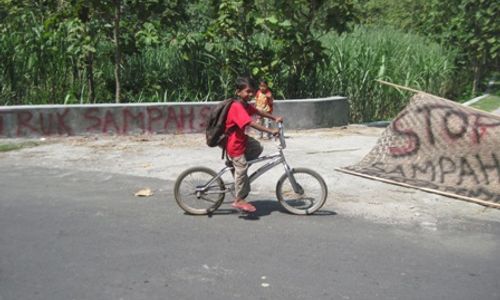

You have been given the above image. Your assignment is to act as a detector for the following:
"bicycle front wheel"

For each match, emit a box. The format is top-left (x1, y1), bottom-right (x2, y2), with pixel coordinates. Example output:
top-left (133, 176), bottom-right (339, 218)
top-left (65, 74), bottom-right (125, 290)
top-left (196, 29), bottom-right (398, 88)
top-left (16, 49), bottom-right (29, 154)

top-left (174, 167), bottom-right (225, 215)
top-left (276, 168), bottom-right (328, 215)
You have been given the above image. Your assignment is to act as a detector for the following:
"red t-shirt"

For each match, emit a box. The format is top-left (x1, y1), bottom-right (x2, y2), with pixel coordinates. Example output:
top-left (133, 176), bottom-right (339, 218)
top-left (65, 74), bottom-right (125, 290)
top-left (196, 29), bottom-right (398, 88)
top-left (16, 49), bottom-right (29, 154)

top-left (225, 101), bottom-right (258, 157)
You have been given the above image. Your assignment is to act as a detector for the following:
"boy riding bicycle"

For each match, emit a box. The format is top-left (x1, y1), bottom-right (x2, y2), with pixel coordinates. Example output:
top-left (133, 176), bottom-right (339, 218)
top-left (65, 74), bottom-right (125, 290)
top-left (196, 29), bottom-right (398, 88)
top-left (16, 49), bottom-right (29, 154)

top-left (226, 76), bottom-right (283, 213)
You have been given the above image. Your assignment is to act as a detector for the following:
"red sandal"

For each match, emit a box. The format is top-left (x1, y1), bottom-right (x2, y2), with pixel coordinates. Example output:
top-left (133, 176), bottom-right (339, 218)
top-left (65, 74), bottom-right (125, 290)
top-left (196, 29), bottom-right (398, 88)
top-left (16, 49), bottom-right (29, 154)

top-left (231, 201), bottom-right (256, 213)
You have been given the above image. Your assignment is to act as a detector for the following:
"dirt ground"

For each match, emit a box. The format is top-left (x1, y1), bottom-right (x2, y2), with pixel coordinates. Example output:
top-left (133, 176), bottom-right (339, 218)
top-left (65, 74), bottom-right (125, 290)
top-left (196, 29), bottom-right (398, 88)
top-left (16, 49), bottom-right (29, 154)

top-left (1, 125), bottom-right (499, 229)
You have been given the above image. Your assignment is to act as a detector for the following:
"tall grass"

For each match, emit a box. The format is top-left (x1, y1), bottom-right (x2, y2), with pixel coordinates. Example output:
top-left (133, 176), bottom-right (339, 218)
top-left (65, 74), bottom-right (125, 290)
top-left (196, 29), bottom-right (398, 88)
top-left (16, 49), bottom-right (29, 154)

top-left (122, 46), bottom-right (229, 103)
top-left (1, 13), bottom-right (89, 105)
top-left (318, 26), bottom-right (457, 122)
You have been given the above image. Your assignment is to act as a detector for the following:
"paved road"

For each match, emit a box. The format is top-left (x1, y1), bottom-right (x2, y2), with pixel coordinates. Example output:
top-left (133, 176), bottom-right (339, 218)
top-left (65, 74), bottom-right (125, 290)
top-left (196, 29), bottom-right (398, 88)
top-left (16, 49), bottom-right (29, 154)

top-left (1, 165), bottom-right (499, 300)
top-left (3, 128), bottom-right (499, 228)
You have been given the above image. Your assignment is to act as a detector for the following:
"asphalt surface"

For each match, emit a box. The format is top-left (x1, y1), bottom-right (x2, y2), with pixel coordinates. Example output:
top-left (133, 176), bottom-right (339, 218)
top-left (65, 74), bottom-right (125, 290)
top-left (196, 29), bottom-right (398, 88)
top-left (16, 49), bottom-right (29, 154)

top-left (2, 126), bottom-right (499, 228)
top-left (1, 125), bottom-right (500, 299)
top-left (1, 164), bottom-right (499, 300)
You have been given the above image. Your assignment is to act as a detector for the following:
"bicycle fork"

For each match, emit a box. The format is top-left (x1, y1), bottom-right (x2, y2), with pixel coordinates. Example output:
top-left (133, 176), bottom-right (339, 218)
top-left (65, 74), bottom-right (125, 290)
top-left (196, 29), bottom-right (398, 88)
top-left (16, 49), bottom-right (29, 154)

top-left (281, 158), bottom-right (304, 195)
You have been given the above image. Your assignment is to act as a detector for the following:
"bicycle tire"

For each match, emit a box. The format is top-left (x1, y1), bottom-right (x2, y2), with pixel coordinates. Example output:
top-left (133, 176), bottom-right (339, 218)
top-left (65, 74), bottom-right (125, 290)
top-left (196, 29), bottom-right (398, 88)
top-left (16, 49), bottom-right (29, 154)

top-left (174, 167), bottom-right (225, 215)
top-left (276, 168), bottom-right (328, 215)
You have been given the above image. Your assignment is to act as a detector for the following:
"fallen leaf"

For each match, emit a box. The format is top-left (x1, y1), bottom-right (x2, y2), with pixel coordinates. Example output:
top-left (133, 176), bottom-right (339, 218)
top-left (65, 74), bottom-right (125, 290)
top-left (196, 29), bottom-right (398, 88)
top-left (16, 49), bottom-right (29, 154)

top-left (134, 188), bottom-right (153, 197)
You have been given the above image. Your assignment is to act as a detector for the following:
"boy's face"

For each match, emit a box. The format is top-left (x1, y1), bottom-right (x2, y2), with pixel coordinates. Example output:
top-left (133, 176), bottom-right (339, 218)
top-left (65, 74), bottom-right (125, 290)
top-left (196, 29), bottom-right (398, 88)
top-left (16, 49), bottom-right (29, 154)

top-left (259, 83), bottom-right (267, 92)
top-left (237, 86), bottom-right (255, 101)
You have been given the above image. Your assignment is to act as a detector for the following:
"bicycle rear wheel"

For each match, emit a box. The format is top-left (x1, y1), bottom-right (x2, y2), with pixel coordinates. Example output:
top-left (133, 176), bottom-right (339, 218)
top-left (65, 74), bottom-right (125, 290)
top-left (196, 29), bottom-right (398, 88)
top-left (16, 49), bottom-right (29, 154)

top-left (174, 167), bottom-right (225, 215)
top-left (276, 168), bottom-right (328, 215)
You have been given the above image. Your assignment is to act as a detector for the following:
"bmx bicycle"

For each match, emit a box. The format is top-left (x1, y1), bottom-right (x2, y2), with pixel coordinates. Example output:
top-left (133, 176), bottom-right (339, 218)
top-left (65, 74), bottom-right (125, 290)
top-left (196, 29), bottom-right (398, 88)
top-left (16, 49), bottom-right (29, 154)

top-left (174, 123), bottom-right (328, 215)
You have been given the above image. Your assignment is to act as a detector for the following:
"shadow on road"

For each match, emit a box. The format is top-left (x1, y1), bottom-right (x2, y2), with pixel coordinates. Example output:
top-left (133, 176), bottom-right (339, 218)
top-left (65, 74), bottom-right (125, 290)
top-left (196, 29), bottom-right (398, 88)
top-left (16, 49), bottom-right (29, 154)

top-left (241, 199), bottom-right (337, 221)
top-left (182, 200), bottom-right (336, 220)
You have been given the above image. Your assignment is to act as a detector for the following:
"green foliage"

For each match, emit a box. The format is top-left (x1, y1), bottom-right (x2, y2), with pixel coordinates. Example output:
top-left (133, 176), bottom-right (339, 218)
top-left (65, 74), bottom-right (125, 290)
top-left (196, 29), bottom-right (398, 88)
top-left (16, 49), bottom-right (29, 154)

top-left (0, 0), bottom-right (492, 123)
top-left (470, 95), bottom-right (500, 112)
top-left (319, 26), bottom-right (456, 122)
top-left (0, 141), bottom-right (39, 152)
top-left (360, 0), bottom-right (430, 31)
top-left (360, 0), bottom-right (499, 99)
top-left (0, 143), bottom-right (23, 152)
top-left (422, 0), bottom-right (499, 96)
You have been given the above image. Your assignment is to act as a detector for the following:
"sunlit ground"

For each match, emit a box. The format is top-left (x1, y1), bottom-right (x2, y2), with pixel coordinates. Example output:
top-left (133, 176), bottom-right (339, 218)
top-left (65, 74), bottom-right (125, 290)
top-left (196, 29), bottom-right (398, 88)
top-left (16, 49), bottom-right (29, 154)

top-left (471, 94), bottom-right (500, 112)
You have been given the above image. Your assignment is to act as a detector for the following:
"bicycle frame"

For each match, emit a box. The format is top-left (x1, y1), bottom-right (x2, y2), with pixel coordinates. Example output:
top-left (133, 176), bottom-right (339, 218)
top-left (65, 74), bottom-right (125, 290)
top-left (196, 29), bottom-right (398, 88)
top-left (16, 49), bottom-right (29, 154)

top-left (196, 123), bottom-right (304, 195)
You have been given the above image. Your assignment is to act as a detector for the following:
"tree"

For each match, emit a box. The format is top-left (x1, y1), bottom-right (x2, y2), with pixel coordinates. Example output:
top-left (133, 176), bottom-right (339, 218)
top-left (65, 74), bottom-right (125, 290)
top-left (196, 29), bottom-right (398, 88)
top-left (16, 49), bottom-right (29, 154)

top-left (112, 0), bottom-right (121, 103)
top-left (423, 0), bottom-right (499, 95)
top-left (359, 0), bottom-right (430, 31)
top-left (360, 0), bottom-right (499, 96)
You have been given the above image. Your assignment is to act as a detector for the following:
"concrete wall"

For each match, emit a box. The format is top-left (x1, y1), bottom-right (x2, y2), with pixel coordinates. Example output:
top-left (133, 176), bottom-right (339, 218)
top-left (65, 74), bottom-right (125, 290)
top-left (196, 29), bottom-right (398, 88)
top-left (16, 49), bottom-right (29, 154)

top-left (273, 97), bottom-right (349, 129)
top-left (0, 96), bottom-right (348, 138)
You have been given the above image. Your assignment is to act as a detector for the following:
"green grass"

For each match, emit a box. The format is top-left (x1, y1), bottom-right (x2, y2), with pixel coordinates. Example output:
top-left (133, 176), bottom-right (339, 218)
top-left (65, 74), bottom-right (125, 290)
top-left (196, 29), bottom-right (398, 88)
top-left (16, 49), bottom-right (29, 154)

top-left (0, 141), bottom-right (39, 152)
top-left (0, 144), bottom-right (23, 152)
top-left (470, 95), bottom-right (500, 112)
top-left (319, 26), bottom-right (457, 122)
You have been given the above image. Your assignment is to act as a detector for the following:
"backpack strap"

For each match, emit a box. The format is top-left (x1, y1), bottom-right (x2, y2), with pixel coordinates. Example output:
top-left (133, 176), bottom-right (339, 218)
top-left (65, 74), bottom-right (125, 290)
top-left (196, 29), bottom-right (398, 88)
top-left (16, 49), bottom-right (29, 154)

top-left (221, 143), bottom-right (226, 160)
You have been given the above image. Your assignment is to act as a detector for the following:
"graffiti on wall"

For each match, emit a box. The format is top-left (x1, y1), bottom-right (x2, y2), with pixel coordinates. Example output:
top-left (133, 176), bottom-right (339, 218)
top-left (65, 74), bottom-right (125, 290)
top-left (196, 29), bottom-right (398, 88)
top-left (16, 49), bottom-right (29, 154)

top-left (341, 93), bottom-right (500, 204)
top-left (0, 106), bottom-right (212, 137)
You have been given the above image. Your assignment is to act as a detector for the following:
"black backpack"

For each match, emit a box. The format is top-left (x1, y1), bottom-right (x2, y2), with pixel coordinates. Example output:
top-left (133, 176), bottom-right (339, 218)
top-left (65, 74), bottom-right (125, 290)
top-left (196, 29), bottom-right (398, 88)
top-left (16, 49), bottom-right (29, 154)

top-left (205, 98), bottom-right (237, 148)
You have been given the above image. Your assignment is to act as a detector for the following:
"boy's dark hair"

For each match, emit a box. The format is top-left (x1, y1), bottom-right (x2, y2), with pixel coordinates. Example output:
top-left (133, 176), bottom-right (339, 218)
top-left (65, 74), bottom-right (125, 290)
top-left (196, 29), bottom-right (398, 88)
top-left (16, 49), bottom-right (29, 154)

top-left (235, 76), bottom-right (257, 91)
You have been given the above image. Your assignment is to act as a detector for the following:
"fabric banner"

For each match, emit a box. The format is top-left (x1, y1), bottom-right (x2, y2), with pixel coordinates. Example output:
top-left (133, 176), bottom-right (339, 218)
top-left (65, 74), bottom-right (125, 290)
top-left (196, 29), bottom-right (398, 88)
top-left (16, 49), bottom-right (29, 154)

top-left (339, 93), bottom-right (500, 207)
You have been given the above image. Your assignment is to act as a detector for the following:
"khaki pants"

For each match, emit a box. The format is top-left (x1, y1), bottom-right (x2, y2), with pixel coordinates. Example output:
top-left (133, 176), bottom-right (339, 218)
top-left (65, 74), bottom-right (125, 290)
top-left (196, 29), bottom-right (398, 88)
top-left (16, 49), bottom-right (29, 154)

top-left (229, 137), bottom-right (263, 199)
